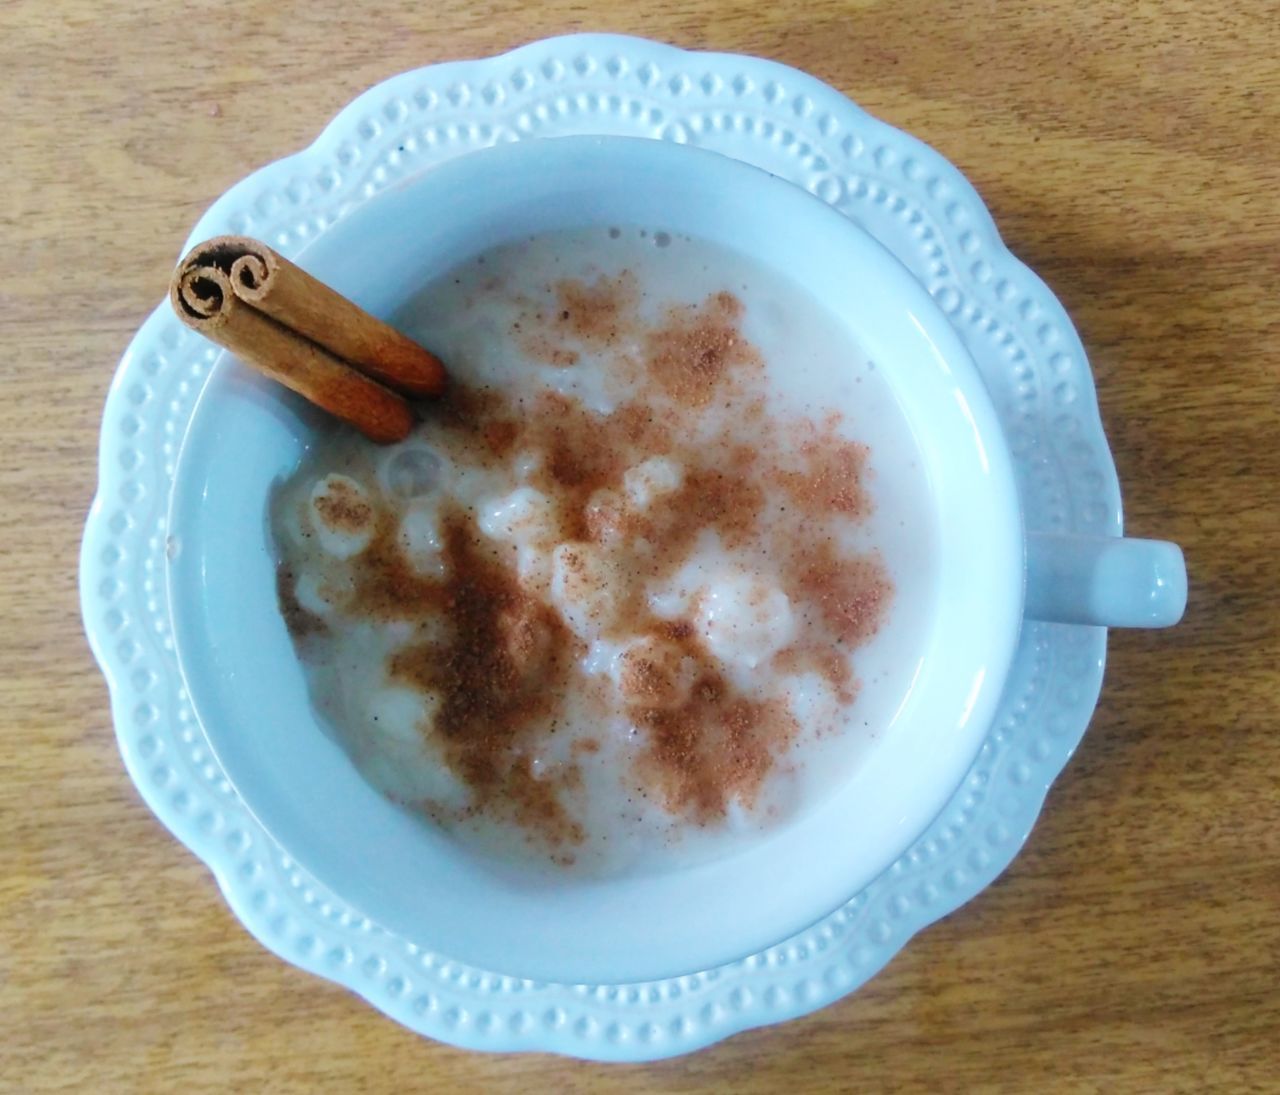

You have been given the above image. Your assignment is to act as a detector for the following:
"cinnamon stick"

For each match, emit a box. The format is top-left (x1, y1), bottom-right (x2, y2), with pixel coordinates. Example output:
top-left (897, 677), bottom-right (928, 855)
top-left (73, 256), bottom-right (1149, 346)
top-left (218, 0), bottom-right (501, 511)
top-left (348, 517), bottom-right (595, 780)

top-left (169, 236), bottom-right (447, 443)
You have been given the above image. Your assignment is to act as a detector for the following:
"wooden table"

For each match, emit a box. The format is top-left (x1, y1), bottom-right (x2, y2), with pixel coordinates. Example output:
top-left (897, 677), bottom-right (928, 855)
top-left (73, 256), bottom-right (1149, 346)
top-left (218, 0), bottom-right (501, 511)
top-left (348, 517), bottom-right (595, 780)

top-left (4, 1), bottom-right (1277, 1089)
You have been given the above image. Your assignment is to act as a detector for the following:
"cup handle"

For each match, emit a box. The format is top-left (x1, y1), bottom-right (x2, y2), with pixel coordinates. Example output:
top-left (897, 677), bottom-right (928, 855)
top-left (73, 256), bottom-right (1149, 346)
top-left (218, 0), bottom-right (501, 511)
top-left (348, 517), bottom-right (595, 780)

top-left (1025, 531), bottom-right (1187, 628)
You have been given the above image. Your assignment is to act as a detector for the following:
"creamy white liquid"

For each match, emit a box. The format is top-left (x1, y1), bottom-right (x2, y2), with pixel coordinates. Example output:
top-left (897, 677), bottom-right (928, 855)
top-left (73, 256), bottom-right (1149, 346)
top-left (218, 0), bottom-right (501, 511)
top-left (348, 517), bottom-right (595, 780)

top-left (271, 227), bottom-right (937, 877)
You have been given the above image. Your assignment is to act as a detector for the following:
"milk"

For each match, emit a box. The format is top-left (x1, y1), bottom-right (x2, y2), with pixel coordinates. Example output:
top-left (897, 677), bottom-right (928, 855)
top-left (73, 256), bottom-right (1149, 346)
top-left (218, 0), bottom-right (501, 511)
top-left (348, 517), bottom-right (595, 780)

top-left (270, 226), bottom-right (938, 877)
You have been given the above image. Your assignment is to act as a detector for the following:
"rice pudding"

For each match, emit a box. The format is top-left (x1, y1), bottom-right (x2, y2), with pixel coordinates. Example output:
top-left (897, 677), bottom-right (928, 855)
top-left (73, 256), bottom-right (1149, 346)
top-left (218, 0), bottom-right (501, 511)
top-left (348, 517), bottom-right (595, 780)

top-left (270, 227), bottom-right (937, 875)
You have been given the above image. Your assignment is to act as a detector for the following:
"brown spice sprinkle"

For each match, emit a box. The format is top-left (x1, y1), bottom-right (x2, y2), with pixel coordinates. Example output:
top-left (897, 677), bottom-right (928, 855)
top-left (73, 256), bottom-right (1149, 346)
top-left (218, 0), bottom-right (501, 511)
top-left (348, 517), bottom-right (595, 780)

top-left (345, 513), bottom-right (444, 621)
top-left (383, 510), bottom-right (585, 848)
top-left (554, 271), bottom-right (637, 344)
top-left (617, 635), bottom-right (694, 710)
top-left (279, 273), bottom-right (894, 847)
top-left (634, 664), bottom-right (801, 821)
top-left (644, 291), bottom-right (762, 408)
top-left (513, 272), bottom-right (637, 365)
top-left (792, 539), bottom-right (891, 645)
top-left (611, 619), bottom-right (805, 822)
top-left (774, 427), bottom-right (871, 518)
top-left (312, 477), bottom-right (373, 533)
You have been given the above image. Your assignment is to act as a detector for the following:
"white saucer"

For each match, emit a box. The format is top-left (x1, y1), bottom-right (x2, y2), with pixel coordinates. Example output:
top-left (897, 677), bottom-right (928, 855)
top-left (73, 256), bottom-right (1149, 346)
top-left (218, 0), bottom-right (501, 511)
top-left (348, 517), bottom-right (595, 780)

top-left (80, 33), bottom-right (1118, 1061)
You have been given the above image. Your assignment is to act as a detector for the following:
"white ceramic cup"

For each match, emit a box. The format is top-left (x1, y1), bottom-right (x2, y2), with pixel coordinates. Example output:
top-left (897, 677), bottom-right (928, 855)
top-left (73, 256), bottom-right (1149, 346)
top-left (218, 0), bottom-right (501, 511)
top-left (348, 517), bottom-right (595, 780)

top-left (169, 137), bottom-right (1186, 983)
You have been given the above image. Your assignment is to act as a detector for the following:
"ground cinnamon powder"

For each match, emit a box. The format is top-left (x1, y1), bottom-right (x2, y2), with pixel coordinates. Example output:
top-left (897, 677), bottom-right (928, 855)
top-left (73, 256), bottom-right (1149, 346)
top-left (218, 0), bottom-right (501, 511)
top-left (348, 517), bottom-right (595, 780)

top-left (281, 270), bottom-right (892, 846)
top-left (644, 291), bottom-right (760, 408)
top-left (312, 477), bottom-right (374, 532)
top-left (380, 511), bottom-right (585, 848)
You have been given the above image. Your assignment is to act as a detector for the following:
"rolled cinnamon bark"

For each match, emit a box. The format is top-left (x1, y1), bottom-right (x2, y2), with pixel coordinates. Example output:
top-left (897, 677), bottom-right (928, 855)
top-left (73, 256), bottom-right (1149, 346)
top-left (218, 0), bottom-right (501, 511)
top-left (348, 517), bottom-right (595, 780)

top-left (210, 237), bottom-right (447, 396)
top-left (171, 264), bottom-right (414, 443)
top-left (170, 236), bottom-right (448, 443)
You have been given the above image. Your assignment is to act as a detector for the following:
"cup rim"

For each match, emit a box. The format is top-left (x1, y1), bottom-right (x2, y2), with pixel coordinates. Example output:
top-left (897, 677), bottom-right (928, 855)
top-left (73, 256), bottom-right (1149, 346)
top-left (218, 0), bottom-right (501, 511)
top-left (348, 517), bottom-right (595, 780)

top-left (168, 135), bottom-right (1023, 982)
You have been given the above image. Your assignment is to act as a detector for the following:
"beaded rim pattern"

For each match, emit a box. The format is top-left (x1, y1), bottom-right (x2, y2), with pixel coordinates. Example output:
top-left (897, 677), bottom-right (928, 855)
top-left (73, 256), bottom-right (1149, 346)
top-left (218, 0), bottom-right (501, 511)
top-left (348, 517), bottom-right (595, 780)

top-left (80, 34), bottom-right (1118, 1061)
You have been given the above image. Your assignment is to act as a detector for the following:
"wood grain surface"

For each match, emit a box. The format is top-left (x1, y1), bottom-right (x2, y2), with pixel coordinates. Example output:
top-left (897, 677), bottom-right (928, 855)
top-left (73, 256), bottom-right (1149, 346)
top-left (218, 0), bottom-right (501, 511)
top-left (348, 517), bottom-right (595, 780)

top-left (3, 1), bottom-right (1277, 1090)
